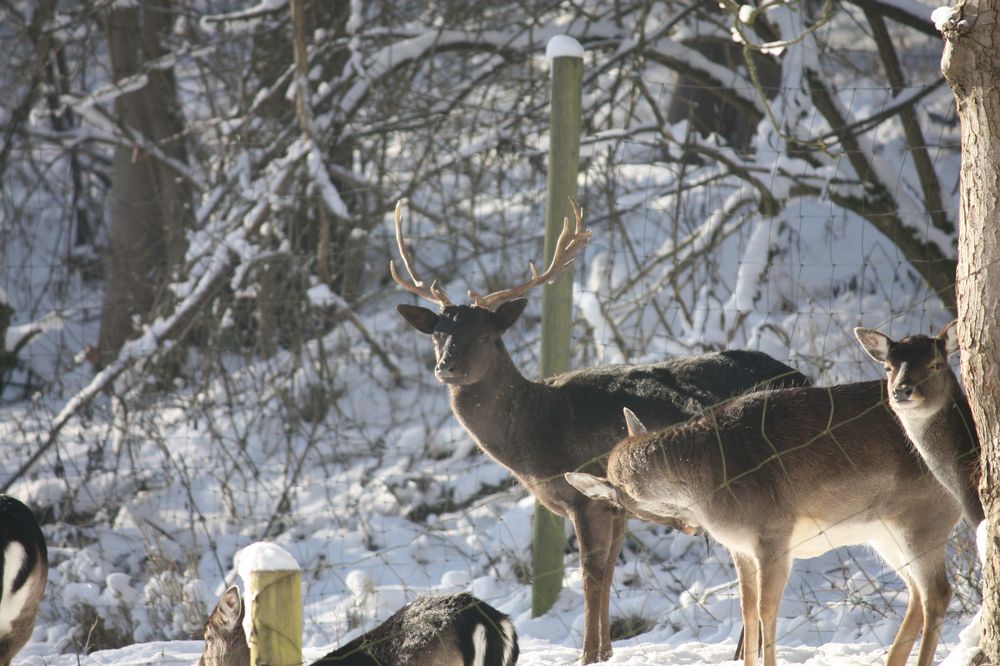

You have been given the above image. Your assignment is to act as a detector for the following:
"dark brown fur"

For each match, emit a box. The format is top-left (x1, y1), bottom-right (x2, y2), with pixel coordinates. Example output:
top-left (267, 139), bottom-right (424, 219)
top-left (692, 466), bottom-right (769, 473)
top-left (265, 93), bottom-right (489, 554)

top-left (398, 299), bottom-right (810, 662)
top-left (0, 495), bottom-right (47, 666)
top-left (199, 589), bottom-right (518, 666)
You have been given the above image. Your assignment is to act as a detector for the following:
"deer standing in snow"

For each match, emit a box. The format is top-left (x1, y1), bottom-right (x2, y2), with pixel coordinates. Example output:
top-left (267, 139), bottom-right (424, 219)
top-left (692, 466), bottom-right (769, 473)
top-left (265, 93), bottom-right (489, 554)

top-left (0, 495), bottom-right (47, 666)
top-left (855, 320), bottom-right (984, 524)
top-left (199, 587), bottom-right (518, 666)
top-left (566, 375), bottom-right (961, 666)
top-left (391, 200), bottom-right (810, 662)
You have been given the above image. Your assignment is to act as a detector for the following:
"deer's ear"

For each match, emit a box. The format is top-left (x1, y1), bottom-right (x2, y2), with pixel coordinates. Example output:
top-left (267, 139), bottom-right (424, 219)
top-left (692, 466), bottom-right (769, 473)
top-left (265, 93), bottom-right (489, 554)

top-left (939, 319), bottom-right (960, 357)
top-left (623, 408), bottom-right (648, 437)
top-left (854, 327), bottom-right (892, 363)
top-left (565, 472), bottom-right (619, 504)
top-left (493, 299), bottom-right (528, 332)
top-left (214, 586), bottom-right (244, 630)
top-left (397, 304), bottom-right (439, 334)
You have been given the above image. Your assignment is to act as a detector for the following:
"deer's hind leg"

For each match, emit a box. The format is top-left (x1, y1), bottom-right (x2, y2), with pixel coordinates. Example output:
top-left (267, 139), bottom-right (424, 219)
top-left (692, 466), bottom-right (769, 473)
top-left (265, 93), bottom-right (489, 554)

top-left (905, 543), bottom-right (951, 666)
top-left (872, 526), bottom-right (950, 666)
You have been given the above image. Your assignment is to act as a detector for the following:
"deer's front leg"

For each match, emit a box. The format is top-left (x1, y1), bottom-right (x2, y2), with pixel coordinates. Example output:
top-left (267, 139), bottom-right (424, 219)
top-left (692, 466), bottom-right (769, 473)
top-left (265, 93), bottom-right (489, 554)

top-left (731, 551), bottom-right (762, 666)
top-left (571, 501), bottom-right (623, 663)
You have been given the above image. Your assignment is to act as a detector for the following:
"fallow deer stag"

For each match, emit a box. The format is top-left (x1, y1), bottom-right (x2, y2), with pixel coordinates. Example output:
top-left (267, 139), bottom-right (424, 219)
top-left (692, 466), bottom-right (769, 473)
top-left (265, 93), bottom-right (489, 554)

top-left (855, 320), bottom-right (984, 524)
top-left (199, 587), bottom-right (518, 666)
top-left (566, 377), bottom-right (961, 666)
top-left (0, 495), bottom-right (48, 666)
top-left (391, 200), bottom-right (810, 663)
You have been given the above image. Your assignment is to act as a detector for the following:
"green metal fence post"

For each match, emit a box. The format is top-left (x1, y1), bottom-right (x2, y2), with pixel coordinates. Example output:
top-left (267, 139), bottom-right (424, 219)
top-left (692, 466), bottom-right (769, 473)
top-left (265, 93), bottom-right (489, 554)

top-left (532, 34), bottom-right (584, 619)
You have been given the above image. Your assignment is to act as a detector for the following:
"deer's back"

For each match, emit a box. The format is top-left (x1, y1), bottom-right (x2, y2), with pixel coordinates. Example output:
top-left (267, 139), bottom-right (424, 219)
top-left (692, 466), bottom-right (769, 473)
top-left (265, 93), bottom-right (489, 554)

top-left (548, 350), bottom-right (809, 443)
top-left (548, 350), bottom-right (808, 403)
top-left (314, 593), bottom-right (513, 666)
top-left (614, 381), bottom-right (958, 543)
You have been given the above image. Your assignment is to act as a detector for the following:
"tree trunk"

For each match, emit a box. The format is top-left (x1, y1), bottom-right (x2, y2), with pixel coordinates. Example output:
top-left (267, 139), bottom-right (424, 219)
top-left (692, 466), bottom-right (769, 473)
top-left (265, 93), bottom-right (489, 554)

top-left (97, 0), bottom-right (191, 366)
top-left (941, 0), bottom-right (1000, 658)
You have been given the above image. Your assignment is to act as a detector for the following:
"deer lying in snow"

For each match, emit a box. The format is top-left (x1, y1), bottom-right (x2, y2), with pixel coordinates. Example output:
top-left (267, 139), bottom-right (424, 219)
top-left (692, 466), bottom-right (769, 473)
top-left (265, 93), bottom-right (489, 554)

top-left (855, 320), bottom-right (984, 524)
top-left (391, 200), bottom-right (810, 662)
top-left (566, 376), bottom-right (961, 666)
top-left (0, 495), bottom-right (47, 666)
top-left (199, 587), bottom-right (518, 666)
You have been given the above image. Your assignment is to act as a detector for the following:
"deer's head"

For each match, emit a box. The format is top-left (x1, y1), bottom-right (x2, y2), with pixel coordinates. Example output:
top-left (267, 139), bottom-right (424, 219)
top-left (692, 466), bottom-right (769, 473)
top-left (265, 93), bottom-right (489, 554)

top-left (198, 586), bottom-right (249, 666)
top-left (565, 409), bottom-right (702, 536)
top-left (854, 320), bottom-right (959, 416)
top-left (391, 200), bottom-right (590, 386)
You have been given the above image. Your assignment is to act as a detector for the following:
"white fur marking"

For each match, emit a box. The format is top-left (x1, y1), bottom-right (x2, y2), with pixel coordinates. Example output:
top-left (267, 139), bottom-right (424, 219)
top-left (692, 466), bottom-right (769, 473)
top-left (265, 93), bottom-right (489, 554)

top-left (0, 542), bottom-right (31, 636)
top-left (471, 623), bottom-right (487, 666)
top-left (788, 518), bottom-right (894, 559)
top-left (500, 618), bottom-right (516, 666)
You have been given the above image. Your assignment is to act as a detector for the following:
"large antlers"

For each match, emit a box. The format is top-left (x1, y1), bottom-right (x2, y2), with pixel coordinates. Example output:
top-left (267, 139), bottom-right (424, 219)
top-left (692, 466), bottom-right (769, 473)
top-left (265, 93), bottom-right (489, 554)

top-left (390, 199), bottom-right (591, 311)
top-left (469, 199), bottom-right (590, 310)
top-left (389, 200), bottom-right (453, 307)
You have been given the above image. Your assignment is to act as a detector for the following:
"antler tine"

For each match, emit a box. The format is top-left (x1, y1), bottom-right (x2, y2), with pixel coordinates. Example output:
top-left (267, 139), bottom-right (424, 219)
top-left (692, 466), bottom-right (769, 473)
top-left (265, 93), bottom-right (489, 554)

top-left (389, 200), bottom-right (452, 307)
top-left (470, 199), bottom-right (591, 310)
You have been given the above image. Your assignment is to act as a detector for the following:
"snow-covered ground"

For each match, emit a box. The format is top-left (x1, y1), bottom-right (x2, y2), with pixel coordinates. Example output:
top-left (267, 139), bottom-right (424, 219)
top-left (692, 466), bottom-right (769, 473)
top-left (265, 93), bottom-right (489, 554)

top-left (0, 8), bottom-right (974, 660)
top-left (3, 192), bottom-right (978, 666)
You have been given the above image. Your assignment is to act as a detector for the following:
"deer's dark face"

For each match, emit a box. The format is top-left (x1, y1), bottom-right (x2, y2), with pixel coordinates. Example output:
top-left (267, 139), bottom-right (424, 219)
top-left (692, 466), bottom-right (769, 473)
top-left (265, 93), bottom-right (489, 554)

top-left (855, 322), bottom-right (959, 417)
top-left (883, 336), bottom-right (953, 414)
top-left (397, 299), bottom-right (527, 386)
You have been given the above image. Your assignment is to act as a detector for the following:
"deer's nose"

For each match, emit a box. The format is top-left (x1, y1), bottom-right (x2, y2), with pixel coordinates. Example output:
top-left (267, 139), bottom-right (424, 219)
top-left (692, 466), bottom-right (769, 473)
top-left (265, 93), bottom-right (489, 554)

top-left (893, 384), bottom-right (914, 402)
top-left (436, 359), bottom-right (459, 375)
top-left (435, 353), bottom-right (464, 380)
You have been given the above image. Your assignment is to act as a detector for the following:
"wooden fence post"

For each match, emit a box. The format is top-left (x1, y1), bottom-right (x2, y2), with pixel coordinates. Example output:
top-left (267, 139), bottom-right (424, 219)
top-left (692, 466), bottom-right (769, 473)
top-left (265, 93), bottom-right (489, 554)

top-left (533, 34), bottom-right (584, 619)
top-left (237, 542), bottom-right (303, 666)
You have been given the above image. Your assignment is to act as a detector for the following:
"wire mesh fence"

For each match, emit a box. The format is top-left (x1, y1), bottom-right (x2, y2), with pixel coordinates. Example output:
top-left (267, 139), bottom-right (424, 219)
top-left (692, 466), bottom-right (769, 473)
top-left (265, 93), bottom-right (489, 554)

top-left (0, 0), bottom-right (979, 662)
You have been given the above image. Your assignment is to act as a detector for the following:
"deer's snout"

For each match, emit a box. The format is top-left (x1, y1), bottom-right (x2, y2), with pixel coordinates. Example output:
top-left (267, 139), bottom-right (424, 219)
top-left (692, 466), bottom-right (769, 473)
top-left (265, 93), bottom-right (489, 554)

top-left (435, 358), bottom-right (462, 378)
top-left (434, 350), bottom-right (467, 383)
top-left (892, 384), bottom-right (915, 402)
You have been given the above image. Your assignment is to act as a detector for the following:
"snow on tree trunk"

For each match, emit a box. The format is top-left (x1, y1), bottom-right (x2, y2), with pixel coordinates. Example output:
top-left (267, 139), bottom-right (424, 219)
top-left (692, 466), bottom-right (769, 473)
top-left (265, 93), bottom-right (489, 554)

top-left (97, 0), bottom-right (191, 366)
top-left (941, 0), bottom-right (1000, 657)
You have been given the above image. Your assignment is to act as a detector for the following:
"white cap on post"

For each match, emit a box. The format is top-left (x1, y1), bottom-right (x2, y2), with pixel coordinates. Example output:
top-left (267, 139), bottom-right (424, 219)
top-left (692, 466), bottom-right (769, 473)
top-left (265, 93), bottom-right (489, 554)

top-left (235, 541), bottom-right (302, 666)
top-left (545, 34), bottom-right (584, 67)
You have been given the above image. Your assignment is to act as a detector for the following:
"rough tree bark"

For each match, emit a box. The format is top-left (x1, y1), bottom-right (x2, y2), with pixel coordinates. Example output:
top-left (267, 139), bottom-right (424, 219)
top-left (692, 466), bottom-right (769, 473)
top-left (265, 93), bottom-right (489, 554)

top-left (97, 0), bottom-right (191, 366)
top-left (940, 0), bottom-right (1000, 658)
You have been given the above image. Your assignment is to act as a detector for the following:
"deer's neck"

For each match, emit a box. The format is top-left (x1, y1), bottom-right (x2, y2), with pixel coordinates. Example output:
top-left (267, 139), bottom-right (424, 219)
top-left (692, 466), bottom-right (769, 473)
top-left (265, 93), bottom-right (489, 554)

top-left (446, 347), bottom-right (550, 466)
top-left (896, 376), bottom-right (979, 479)
top-left (902, 378), bottom-right (975, 440)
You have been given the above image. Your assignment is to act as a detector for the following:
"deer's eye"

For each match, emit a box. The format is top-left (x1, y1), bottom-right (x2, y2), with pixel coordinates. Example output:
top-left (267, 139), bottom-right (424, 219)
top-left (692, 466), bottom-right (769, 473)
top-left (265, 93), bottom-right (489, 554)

top-left (478, 334), bottom-right (491, 344)
top-left (930, 362), bottom-right (943, 370)
top-left (884, 366), bottom-right (892, 373)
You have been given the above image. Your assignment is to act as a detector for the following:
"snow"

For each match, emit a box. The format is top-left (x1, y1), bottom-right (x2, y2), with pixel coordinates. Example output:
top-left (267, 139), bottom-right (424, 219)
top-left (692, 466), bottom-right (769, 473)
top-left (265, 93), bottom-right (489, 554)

top-left (4, 313), bottom-right (63, 353)
top-left (1, 4), bottom-right (980, 666)
top-left (932, 5), bottom-right (959, 31)
top-left (305, 139), bottom-right (350, 219)
top-left (235, 542), bottom-right (301, 577)
top-left (545, 35), bottom-right (585, 62)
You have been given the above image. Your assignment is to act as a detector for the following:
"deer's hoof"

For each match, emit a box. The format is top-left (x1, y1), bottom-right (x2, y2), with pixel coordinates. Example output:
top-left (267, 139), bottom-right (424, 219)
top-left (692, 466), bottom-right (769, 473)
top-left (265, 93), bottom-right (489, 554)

top-left (579, 647), bottom-right (613, 663)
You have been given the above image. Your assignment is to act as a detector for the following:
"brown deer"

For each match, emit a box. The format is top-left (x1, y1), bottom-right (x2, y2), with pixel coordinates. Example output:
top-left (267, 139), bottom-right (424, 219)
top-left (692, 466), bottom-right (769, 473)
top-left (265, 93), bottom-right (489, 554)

top-left (199, 587), bottom-right (518, 666)
top-left (565, 379), bottom-right (961, 666)
top-left (0, 495), bottom-right (48, 666)
top-left (391, 200), bottom-right (811, 662)
top-left (855, 320), bottom-right (984, 524)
